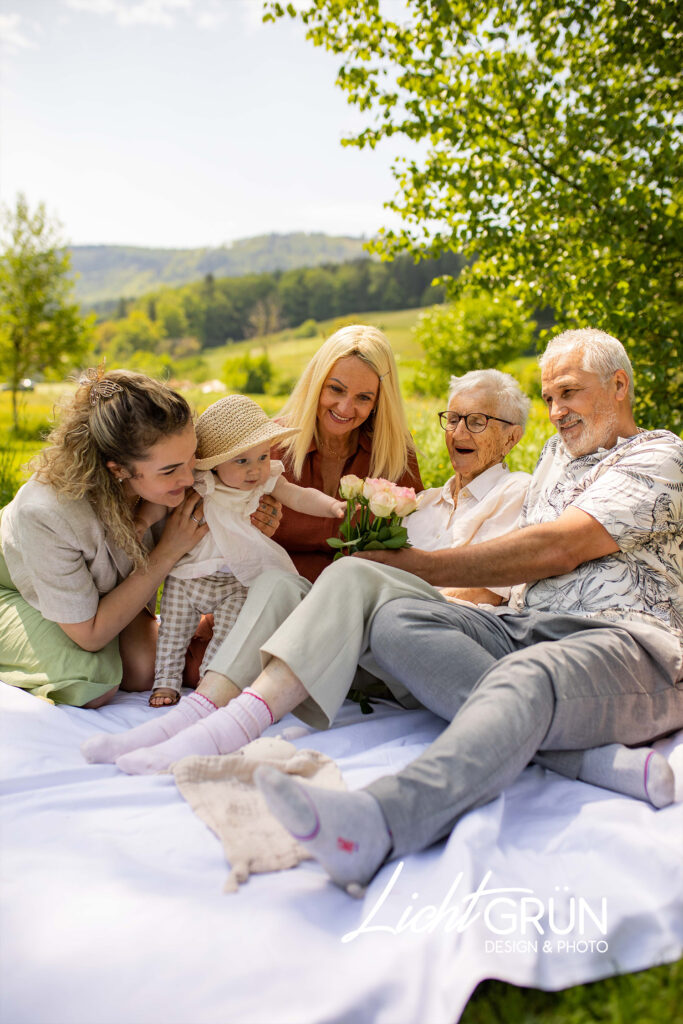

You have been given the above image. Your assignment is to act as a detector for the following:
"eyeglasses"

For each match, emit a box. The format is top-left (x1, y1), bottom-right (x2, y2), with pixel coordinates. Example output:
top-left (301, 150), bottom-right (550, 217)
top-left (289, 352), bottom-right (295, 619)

top-left (438, 411), bottom-right (514, 433)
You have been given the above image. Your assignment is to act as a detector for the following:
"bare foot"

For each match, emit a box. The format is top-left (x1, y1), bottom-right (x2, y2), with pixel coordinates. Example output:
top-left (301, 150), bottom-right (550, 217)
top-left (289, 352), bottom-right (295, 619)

top-left (149, 687), bottom-right (180, 708)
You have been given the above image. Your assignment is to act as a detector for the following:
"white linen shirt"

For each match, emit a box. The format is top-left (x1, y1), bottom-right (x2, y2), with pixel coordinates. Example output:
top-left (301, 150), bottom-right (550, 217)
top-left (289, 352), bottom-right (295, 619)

top-left (407, 463), bottom-right (530, 599)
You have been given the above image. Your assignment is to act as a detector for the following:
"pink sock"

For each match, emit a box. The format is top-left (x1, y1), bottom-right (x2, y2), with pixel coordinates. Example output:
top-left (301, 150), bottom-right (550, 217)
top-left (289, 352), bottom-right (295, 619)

top-left (116, 688), bottom-right (274, 775)
top-left (81, 692), bottom-right (217, 764)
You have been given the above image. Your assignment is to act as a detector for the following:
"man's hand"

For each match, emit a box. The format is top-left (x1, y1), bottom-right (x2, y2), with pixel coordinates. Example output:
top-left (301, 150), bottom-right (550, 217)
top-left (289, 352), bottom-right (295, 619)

top-left (353, 546), bottom-right (439, 581)
top-left (251, 494), bottom-right (283, 538)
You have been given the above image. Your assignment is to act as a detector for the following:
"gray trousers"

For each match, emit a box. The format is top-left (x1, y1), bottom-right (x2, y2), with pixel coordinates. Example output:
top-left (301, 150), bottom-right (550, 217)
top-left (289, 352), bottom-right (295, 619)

top-left (366, 597), bottom-right (683, 857)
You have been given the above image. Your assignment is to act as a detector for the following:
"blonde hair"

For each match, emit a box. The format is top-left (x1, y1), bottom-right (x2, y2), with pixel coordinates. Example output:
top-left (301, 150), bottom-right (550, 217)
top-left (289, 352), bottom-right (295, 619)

top-left (31, 369), bottom-right (192, 568)
top-left (279, 325), bottom-right (416, 480)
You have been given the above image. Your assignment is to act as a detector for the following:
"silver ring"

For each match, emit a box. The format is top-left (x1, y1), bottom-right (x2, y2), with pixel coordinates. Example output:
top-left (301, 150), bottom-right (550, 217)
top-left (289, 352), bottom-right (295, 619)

top-left (190, 513), bottom-right (199, 524)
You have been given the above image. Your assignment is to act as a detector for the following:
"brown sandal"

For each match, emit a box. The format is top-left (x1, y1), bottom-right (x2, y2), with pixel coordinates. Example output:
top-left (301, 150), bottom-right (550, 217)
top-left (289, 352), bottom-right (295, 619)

top-left (149, 687), bottom-right (181, 708)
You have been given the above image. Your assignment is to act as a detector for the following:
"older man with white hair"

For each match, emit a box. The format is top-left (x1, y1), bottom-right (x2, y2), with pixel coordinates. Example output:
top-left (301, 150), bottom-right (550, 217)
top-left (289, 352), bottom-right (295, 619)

top-left (255, 328), bottom-right (683, 893)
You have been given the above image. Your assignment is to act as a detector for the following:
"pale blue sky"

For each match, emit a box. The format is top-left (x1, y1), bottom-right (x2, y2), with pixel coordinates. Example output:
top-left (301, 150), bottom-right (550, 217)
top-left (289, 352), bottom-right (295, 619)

top-left (0, 0), bottom-right (409, 247)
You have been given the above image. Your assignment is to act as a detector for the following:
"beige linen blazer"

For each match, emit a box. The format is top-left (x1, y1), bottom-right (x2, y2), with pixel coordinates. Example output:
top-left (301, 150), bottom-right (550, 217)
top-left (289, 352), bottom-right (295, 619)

top-left (1, 477), bottom-right (134, 624)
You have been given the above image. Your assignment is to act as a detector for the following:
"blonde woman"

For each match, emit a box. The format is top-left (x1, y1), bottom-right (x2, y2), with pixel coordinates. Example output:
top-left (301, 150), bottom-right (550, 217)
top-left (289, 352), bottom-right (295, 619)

top-left (270, 324), bottom-right (422, 580)
top-left (0, 369), bottom-right (211, 708)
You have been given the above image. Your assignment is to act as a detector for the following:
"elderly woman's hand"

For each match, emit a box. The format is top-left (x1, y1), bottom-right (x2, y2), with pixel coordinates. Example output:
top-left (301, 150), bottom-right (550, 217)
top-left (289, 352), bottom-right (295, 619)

top-left (251, 494), bottom-right (283, 538)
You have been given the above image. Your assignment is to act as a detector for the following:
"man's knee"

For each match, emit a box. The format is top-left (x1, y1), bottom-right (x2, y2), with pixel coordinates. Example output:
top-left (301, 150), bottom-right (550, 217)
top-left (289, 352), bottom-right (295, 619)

top-left (370, 598), bottom-right (433, 658)
top-left (471, 646), bottom-right (558, 713)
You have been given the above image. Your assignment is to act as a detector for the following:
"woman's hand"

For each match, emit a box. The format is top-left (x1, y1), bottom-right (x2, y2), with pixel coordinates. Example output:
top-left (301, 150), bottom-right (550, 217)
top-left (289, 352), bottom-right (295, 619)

top-left (156, 489), bottom-right (209, 563)
top-left (251, 494), bottom-right (283, 538)
top-left (133, 499), bottom-right (168, 539)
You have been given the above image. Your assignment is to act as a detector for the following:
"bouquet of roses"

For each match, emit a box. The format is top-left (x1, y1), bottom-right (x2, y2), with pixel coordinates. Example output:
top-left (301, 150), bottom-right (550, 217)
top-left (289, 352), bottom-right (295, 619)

top-left (327, 475), bottom-right (419, 560)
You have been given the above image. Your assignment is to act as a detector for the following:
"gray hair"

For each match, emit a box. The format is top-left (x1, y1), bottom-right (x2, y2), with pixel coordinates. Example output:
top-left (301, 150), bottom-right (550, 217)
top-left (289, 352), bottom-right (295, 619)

top-left (448, 369), bottom-right (531, 429)
top-left (539, 328), bottom-right (634, 403)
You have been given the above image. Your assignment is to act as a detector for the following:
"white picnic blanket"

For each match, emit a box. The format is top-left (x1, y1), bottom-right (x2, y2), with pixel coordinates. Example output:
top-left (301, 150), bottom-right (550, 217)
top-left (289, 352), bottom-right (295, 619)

top-left (1, 681), bottom-right (681, 1024)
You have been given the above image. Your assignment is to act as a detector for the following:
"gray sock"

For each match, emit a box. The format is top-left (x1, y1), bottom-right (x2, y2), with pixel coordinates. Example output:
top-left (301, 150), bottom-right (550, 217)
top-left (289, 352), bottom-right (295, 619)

top-left (255, 766), bottom-right (392, 894)
top-left (579, 744), bottom-right (674, 808)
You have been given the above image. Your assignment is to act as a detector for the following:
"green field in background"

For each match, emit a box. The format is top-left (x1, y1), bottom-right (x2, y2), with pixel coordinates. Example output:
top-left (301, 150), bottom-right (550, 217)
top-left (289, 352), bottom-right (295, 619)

top-left (0, 306), bottom-right (551, 494)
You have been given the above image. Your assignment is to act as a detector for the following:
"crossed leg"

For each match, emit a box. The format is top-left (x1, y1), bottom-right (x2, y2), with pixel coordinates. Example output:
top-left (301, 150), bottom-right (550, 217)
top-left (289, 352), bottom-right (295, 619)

top-left (257, 599), bottom-right (682, 891)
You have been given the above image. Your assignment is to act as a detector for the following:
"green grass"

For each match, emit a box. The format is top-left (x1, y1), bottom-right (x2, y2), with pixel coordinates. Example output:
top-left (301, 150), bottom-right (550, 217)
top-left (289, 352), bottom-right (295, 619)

top-left (1, 313), bottom-right (679, 1020)
top-left (460, 959), bottom-right (682, 1024)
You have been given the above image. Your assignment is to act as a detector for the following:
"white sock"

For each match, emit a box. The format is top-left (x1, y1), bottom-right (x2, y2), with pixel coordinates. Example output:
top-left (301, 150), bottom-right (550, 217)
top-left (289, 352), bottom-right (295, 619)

top-left (81, 692), bottom-right (217, 764)
top-left (115, 688), bottom-right (273, 775)
top-left (255, 766), bottom-right (392, 894)
top-left (579, 744), bottom-right (674, 808)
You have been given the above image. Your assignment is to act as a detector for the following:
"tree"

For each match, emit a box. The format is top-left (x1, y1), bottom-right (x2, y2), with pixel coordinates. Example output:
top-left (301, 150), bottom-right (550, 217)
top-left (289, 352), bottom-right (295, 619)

top-left (268, 0), bottom-right (683, 430)
top-left (412, 291), bottom-right (537, 396)
top-left (156, 290), bottom-right (189, 340)
top-left (247, 295), bottom-right (282, 348)
top-left (109, 309), bottom-right (166, 358)
top-left (0, 194), bottom-right (92, 430)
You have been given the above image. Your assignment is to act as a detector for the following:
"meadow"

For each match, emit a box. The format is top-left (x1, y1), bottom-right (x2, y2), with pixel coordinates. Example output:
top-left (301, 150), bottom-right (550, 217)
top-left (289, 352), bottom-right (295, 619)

top-left (0, 306), bottom-right (554, 502)
top-left (0, 309), bottom-right (679, 1020)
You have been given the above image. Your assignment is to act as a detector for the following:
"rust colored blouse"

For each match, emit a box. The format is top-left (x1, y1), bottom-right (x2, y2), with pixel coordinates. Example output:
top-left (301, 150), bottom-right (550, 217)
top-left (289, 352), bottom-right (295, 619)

top-left (272, 431), bottom-right (423, 582)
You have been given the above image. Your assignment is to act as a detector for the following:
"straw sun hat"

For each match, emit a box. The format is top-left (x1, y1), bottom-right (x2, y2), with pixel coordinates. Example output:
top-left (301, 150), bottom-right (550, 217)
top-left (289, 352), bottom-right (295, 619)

top-left (194, 394), bottom-right (300, 471)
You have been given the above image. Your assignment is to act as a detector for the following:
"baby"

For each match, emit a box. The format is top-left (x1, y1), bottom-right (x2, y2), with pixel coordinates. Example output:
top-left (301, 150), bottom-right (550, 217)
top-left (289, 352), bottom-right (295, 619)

top-left (150, 394), bottom-right (345, 707)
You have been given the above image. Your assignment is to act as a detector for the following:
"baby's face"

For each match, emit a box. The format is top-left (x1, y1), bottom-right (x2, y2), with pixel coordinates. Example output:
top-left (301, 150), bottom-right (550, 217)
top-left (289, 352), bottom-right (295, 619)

top-left (215, 440), bottom-right (271, 490)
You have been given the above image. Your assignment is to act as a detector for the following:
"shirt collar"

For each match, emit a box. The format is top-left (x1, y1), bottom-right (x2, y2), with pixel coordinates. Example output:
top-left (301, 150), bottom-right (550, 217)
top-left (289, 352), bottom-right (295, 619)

top-left (439, 462), bottom-right (509, 505)
top-left (556, 431), bottom-right (642, 462)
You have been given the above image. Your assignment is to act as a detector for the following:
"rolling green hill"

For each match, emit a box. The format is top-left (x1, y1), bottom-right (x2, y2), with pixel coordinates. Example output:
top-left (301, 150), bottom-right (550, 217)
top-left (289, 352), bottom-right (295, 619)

top-left (70, 233), bottom-right (369, 306)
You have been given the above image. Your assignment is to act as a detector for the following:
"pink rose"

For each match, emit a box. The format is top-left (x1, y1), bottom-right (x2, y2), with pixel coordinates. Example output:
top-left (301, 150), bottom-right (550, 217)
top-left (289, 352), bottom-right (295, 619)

top-left (393, 486), bottom-right (418, 517)
top-left (362, 477), bottom-right (392, 502)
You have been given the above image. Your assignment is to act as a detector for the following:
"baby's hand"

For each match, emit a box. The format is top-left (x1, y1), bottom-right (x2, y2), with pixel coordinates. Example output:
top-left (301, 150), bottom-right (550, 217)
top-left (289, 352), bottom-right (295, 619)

top-left (330, 499), bottom-right (347, 518)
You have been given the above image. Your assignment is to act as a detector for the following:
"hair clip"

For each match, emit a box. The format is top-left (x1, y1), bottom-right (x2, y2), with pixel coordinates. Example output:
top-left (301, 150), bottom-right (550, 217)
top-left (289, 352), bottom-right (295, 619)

top-left (79, 367), bottom-right (124, 405)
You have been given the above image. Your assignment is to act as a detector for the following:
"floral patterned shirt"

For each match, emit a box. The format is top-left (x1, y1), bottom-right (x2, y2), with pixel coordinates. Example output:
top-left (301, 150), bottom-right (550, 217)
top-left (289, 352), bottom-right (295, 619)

top-left (508, 430), bottom-right (683, 642)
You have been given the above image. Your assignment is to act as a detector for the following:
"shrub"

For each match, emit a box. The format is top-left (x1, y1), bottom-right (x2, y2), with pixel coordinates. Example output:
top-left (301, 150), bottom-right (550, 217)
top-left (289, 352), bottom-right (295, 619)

top-left (222, 353), bottom-right (273, 395)
top-left (293, 319), bottom-right (319, 339)
top-left (0, 444), bottom-right (22, 505)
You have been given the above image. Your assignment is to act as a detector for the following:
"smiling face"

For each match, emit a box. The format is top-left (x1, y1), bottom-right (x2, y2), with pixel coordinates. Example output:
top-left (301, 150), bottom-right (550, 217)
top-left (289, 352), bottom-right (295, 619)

top-left (111, 422), bottom-right (198, 507)
top-left (316, 355), bottom-right (379, 443)
top-left (445, 388), bottom-right (522, 487)
top-left (541, 348), bottom-right (631, 457)
top-left (214, 440), bottom-right (272, 490)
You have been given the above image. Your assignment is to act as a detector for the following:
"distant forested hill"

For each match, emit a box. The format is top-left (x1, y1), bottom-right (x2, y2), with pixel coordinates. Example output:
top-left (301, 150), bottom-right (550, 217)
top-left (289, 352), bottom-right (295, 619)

top-left (70, 233), bottom-right (368, 306)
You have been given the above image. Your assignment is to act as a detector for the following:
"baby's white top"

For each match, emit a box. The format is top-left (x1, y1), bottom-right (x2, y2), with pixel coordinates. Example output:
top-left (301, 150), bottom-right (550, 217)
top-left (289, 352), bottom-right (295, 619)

top-left (169, 460), bottom-right (296, 585)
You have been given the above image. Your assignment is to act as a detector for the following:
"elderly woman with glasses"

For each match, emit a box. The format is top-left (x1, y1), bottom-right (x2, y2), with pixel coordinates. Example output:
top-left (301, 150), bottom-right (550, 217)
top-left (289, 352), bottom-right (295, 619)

top-left (409, 369), bottom-right (530, 607)
top-left (85, 369), bottom-right (533, 771)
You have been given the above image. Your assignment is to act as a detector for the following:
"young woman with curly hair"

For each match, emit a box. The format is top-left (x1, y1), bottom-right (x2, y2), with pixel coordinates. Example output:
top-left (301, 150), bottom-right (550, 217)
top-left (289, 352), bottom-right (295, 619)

top-left (0, 369), bottom-right (208, 708)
